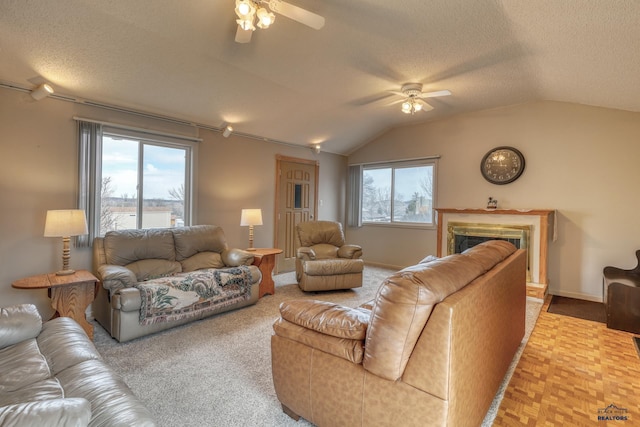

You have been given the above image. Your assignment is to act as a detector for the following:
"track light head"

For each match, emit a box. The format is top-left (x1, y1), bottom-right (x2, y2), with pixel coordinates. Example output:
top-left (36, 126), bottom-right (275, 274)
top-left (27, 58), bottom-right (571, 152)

top-left (31, 83), bottom-right (54, 100)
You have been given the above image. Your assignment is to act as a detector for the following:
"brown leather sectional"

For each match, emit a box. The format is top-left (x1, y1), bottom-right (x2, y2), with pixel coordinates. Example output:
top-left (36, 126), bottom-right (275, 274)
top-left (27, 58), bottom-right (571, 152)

top-left (271, 240), bottom-right (526, 427)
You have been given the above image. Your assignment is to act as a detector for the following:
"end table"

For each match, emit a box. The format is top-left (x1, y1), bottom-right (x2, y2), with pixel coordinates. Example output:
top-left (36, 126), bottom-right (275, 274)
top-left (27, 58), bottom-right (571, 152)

top-left (250, 248), bottom-right (283, 298)
top-left (12, 270), bottom-right (98, 339)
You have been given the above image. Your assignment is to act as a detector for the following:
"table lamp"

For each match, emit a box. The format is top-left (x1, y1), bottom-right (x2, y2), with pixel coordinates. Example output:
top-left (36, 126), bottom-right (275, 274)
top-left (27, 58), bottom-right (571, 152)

top-left (44, 209), bottom-right (88, 276)
top-left (240, 208), bottom-right (263, 250)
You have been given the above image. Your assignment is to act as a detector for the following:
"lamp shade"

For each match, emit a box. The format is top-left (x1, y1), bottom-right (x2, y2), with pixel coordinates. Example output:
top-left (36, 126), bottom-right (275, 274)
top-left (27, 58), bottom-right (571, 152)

top-left (240, 209), bottom-right (263, 226)
top-left (44, 210), bottom-right (88, 237)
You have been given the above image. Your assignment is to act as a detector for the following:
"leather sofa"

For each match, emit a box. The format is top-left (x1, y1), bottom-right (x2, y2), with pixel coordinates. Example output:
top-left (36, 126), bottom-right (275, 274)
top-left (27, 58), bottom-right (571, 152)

top-left (93, 225), bottom-right (262, 342)
top-left (0, 304), bottom-right (155, 426)
top-left (295, 221), bottom-right (364, 291)
top-left (272, 240), bottom-right (526, 427)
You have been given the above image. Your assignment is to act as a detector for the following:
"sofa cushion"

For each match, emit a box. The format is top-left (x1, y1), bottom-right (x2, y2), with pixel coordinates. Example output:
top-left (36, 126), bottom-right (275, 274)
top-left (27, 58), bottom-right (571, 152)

top-left (0, 339), bottom-right (51, 394)
top-left (0, 378), bottom-right (64, 408)
top-left (37, 318), bottom-right (102, 376)
top-left (180, 251), bottom-right (225, 272)
top-left (172, 225), bottom-right (228, 261)
top-left (0, 304), bottom-right (41, 349)
top-left (301, 259), bottom-right (364, 276)
top-left (363, 240), bottom-right (516, 381)
top-left (104, 228), bottom-right (176, 265)
top-left (309, 243), bottom-right (339, 259)
top-left (126, 259), bottom-right (182, 281)
top-left (297, 221), bottom-right (345, 247)
top-left (55, 359), bottom-right (156, 427)
top-left (0, 397), bottom-right (92, 427)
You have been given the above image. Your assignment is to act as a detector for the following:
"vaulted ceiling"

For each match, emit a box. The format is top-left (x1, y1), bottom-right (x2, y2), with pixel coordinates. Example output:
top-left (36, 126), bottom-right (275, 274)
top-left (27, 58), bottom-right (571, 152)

top-left (1, 0), bottom-right (639, 155)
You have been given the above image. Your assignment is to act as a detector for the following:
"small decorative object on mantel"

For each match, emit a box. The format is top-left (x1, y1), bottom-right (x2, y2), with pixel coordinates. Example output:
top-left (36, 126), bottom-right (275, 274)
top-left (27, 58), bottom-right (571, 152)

top-left (487, 197), bottom-right (498, 209)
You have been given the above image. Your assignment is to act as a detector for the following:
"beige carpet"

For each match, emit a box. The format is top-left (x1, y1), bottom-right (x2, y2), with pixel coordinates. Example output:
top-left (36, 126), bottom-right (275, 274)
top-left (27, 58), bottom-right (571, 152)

top-left (92, 266), bottom-right (542, 427)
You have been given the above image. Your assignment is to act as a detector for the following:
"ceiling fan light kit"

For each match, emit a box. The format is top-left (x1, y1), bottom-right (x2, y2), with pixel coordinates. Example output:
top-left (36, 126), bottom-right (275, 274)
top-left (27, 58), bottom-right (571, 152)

top-left (395, 83), bottom-right (451, 114)
top-left (234, 0), bottom-right (325, 43)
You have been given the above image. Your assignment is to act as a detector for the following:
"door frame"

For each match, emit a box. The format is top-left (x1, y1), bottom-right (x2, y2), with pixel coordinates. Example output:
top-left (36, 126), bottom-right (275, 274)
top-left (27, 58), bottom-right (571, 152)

top-left (274, 154), bottom-right (319, 273)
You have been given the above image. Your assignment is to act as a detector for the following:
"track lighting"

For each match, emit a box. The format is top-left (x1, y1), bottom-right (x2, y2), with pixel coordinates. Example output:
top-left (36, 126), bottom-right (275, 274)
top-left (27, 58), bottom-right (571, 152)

top-left (31, 83), bottom-right (54, 100)
top-left (222, 125), bottom-right (233, 138)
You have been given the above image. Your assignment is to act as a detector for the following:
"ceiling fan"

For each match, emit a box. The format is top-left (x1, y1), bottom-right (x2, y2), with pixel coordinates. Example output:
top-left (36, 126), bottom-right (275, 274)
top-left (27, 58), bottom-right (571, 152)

top-left (389, 83), bottom-right (452, 114)
top-left (234, 0), bottom-right (325, 44)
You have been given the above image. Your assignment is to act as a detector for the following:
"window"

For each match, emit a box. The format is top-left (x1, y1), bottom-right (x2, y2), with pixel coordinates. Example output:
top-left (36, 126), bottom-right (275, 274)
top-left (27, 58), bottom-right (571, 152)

top-left (100, 133), bottom-right (191, 235)
top-left (78, 120), bottom-right (195, 242)
top-left (357, 159), bottom-right (437, 226)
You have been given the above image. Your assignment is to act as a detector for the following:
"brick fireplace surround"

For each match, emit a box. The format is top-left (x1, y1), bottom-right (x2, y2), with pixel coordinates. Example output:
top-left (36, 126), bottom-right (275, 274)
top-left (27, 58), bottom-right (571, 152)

top-left (436, 208), bottom-right (556, 299)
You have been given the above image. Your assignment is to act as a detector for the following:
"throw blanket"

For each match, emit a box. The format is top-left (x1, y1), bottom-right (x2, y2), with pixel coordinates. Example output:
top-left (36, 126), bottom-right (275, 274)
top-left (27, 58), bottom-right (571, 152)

top-left (135, 267), bottom-right (253, 325)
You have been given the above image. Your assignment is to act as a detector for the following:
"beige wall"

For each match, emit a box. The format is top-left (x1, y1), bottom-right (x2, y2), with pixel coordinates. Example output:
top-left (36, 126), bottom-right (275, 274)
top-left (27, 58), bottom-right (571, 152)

top-left (348, 101), bottom-right (640, 301)
top-left (0, 87), bottom-right (346, 317)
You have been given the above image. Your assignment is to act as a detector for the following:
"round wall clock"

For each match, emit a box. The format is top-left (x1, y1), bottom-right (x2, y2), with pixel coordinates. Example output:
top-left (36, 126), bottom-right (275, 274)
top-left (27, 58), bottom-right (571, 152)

top-left (480, 146), bottom-right (525, 185)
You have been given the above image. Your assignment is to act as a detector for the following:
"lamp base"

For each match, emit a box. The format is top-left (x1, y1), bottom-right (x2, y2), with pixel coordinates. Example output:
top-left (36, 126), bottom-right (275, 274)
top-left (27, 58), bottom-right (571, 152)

top-left (56, 269), bottom-right (76, 276)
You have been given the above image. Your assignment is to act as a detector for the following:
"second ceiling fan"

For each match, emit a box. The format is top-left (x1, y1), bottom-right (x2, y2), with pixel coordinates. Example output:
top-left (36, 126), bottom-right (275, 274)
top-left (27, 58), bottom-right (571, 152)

top-left (390, 83), bottom-right (452, 114)
top-left (234, 0), bottom-right (325, 43)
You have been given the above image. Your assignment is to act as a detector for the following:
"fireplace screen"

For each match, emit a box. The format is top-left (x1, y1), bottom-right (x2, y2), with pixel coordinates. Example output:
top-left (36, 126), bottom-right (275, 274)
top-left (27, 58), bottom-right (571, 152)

top-left (447, 222), bottom-right (531, 281)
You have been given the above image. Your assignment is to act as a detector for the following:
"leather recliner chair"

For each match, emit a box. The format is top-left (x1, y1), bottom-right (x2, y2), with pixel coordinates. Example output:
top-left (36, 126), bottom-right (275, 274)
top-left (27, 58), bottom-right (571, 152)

top-left (295, 221), bottom-right (363, 291)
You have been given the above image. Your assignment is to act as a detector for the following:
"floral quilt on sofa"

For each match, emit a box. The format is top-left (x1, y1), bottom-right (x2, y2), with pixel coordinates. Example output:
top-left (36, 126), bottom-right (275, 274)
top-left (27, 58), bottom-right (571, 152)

top-left (135, 266), bottom-right (253, 325)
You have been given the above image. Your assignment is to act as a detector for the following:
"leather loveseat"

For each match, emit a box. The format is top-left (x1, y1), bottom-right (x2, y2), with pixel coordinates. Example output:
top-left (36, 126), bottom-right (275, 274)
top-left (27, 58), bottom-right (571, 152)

top-left (0, 304), bottom-right (155, 426)
top-left (93, 225), bottom-right (262, 342)
top-left (271, 240), bottom-right (526, 427)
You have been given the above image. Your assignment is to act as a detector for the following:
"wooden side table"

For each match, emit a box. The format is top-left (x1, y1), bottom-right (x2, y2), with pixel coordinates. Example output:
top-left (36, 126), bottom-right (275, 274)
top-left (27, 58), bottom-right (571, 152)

top-left (12, 270), bottom-right (98, 339)
top-left (251, 248), bottom-right (283, 298)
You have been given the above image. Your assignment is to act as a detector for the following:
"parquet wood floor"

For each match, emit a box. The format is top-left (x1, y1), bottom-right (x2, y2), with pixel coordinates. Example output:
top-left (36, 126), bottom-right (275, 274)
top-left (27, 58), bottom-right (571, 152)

top-left (494, 296), bottom-right (640, 426)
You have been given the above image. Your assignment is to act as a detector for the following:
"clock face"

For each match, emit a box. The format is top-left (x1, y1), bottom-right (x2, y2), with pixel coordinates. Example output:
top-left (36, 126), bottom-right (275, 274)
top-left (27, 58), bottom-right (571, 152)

top-left (481, 146), bottom-right (525, 185)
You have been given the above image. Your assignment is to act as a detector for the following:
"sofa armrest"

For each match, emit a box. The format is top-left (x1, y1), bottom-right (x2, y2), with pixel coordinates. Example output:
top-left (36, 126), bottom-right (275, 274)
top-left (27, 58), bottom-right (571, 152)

top-left (279, 299), bottom-right (369, 340)
top-left (221, 248), bottom-right (254, 266)
top-left (0, 304), bottom-right (42, 349)
top-left (0, 398), bottom-right (92, 427)
top-left (273, 318), bottom-right (365, 364)
top-left (112, 287), bottom-right (143, 312)
top-left (338, 244), bottom-right (362, 259)
top-left (296, 247), bottom-right (316, 261)
top-left (97, 264), bottom-right (137, 291)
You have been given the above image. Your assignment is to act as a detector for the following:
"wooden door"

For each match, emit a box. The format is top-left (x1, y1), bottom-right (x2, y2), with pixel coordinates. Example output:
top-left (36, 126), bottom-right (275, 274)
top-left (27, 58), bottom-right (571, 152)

top-left (275, 156), bottom-right (318, 273)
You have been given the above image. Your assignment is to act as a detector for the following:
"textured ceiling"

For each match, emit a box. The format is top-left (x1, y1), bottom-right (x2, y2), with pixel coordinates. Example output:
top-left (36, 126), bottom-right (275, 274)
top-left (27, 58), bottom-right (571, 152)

top-left (1, 0), bottom-right (639, 154)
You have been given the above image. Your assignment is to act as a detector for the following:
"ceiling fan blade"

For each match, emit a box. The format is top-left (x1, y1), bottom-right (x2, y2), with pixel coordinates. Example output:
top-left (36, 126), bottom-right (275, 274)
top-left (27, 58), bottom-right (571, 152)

top-left (417, 100), bottom-right (434, 111)
top-left (419, 90), bottom-right (452, 98)
top-left (271, 1), bottom-right (325, 30)
top-left (235, 25), bottom-right (253, 43)
top-left (385, 98), bottom-right (405, 106)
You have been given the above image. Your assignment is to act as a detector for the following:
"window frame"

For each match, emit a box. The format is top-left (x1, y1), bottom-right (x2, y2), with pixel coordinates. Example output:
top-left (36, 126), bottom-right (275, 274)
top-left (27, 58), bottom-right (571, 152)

top-left (358, 158), bottom-right (438, 229)
top-left (97, 127), bottom-right (194, 235)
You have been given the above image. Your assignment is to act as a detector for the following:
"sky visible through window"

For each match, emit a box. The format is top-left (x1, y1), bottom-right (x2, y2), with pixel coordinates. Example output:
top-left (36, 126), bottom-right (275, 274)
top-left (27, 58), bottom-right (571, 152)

top-left (102, 135), bottom-right (186, 200)
top-left (365, 165), bottom-right (431, 201)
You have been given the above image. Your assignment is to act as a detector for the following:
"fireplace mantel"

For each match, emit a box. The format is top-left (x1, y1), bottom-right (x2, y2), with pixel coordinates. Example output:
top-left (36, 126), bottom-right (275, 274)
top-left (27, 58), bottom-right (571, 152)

top-left (435, 208), bottom-right (555, 299)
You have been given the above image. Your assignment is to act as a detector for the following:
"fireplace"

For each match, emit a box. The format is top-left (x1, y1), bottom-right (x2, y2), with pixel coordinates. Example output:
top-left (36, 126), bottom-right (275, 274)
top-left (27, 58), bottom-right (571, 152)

top-left (447, 222), bottom-right (531, 282)
top-left (435, 208), bottom-right (555, 299)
